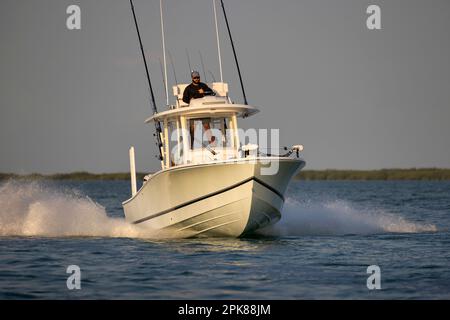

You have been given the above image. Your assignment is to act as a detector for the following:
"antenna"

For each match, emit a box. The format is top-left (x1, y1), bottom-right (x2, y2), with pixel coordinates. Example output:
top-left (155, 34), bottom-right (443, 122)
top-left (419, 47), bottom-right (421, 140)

top-left (208, 70), bottom-right (216, 82)
top-left (159, 58), bottom-right (167, 94)
top-left (220, 0), bottom-right (248, 105)
top-left (185, 48), bottom-right (192, 76)
top-left (129, 0), bottom-right (163, 161)
top-left (213, 0), bottom-right (224, 82)
top-left (168, 50), bottom-right (178, 85)
top-left (199, 51), bottom-right (208, 82)
top-left (159, 0), bottom-right (169, 106)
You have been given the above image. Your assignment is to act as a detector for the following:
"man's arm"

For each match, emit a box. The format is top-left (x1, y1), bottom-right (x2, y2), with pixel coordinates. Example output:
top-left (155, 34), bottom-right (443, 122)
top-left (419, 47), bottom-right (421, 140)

top-left (201, 83), bottom-right (214, 95)
top-left (182, 85), bottom-right (191, 104)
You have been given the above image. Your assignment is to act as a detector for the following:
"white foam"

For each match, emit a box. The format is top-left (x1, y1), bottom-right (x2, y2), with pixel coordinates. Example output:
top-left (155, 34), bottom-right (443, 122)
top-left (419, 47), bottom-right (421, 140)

top-left (0, 181), bottom-right (180, 239)
top-left (259, 197), bottom-right (438, 236)
top-left (0, 181), bottom-right (438, 239)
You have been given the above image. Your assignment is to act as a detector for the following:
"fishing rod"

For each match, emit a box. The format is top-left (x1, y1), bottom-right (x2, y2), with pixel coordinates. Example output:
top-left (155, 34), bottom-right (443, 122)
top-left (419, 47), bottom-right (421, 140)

top-left (129, 0), bottom-right (163, 161)
top-left (168, 50), bottom-right (179, 86)
top-left (185, 48), bottom-right (192, 76)
top-left (199, 51), bottom-right (208, 83)
top-left (219, 0), bottom-right (248, 105)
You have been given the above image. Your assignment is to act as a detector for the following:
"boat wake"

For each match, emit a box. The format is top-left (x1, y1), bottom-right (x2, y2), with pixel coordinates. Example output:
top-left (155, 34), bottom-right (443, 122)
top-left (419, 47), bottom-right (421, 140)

top-left (259, 197), bottom-right (438, 236)
top-left (0, 181), bottom-right (438, 239)
top-left (0, 181), bottom-right (182, 239)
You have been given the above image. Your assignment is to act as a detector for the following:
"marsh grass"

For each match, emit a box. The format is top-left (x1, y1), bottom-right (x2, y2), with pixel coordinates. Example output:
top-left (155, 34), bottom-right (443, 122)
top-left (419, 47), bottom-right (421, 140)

top-left (296, 168), bottom-right (450, 180)
top-left (1, 168), bottom-right (450, 181)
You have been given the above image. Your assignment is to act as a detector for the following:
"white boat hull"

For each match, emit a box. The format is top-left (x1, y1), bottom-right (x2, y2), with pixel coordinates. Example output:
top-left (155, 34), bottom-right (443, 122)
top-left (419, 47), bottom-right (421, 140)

top-left (122, 157), bottom-right (305, 237)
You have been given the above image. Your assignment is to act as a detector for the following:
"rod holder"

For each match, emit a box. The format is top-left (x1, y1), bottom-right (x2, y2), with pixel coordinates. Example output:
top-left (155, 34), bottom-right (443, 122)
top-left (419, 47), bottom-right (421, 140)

top-left (129, 146), bottom-right (137, 196)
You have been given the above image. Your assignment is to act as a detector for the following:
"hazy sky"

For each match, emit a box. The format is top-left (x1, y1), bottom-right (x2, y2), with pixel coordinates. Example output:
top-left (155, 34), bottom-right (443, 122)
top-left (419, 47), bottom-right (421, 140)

top-left (1, 0), bottom-right (449, 173)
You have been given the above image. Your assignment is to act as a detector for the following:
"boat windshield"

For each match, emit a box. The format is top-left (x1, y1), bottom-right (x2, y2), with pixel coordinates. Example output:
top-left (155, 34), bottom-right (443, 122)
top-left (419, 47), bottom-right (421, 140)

top-left (189, 117), bottom-right (230, 150)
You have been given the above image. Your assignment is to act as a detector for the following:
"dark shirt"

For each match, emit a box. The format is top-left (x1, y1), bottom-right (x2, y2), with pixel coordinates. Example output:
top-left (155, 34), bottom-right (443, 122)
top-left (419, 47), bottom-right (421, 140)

top-left (182, 82), bottom-right (213, 104)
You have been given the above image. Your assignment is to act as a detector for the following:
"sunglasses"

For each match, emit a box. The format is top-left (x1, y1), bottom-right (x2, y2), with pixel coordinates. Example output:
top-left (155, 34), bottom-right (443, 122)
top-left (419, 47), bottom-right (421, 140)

top-left (192, 77), bottom-right (200, 80)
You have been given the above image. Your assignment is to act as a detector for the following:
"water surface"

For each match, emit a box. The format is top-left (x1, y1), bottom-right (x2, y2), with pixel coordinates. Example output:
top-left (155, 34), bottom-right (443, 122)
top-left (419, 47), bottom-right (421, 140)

top-left (0, 180), bottom-right (449, 299)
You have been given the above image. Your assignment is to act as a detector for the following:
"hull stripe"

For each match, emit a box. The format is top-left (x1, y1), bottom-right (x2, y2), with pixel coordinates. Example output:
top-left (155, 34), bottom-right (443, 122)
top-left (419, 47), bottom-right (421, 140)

top-left (132, 177), bottom-right (284, 225)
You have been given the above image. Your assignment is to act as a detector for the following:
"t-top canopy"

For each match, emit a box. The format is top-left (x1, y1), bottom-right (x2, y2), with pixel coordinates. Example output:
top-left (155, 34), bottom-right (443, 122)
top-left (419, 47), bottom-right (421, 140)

top-left (145, 96), bottom-right (259, 123)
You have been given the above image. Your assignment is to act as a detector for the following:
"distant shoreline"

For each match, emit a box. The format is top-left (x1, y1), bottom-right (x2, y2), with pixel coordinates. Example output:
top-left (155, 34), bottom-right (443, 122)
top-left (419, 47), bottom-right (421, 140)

top-left (296, 169), bottom-right (450, 180)
top-left (1, 168), bottom-right (450, 181)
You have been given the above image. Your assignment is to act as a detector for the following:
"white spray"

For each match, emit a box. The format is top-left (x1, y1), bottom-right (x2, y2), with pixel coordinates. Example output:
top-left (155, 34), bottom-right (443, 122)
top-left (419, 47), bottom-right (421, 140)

top-left (0, 181), bottom-right (185, 239)
top-left (259, 197), bottom-right (437, 236)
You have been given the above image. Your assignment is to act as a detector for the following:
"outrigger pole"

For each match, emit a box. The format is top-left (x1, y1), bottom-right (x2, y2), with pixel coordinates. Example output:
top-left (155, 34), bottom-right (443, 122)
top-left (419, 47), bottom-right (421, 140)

top-left (159, 0), bottom-right (169, 106)
top-left (129, 0), bottom-right (163, 161)
top-left (213, 0), bottom-right (224, 83)
top-left (219, 0), bottom-right (248, 105)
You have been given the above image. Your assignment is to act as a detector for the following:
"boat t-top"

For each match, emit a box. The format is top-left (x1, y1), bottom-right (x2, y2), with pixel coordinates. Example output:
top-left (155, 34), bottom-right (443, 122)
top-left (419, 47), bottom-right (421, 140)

top-left (122, 0), bottom-right (305, 237)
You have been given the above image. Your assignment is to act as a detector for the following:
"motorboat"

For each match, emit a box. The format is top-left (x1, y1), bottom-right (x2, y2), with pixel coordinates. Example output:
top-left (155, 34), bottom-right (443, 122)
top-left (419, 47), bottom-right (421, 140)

top-left (122, 0), bottom-right (305, 237)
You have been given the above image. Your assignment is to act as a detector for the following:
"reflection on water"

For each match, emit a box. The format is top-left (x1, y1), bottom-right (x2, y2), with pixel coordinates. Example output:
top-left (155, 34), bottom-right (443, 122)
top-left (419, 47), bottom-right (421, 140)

top-left (142, 237), bottom-right (269, 255)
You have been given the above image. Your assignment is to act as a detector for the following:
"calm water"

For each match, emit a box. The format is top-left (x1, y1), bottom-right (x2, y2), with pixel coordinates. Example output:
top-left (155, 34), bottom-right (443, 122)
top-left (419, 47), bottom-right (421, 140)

top-left (0, 179), bottom-right (449, 299)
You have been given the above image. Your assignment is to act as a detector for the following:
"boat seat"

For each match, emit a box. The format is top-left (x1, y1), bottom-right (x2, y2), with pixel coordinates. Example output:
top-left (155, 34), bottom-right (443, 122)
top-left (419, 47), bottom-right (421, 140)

top-left (172, 84), bottom-right (189, 108)
top-left (211, 82), bottom-right (228, 97)
top-left (172, 82), bottom-right (229, 108)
